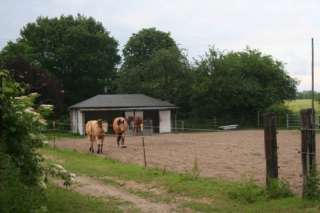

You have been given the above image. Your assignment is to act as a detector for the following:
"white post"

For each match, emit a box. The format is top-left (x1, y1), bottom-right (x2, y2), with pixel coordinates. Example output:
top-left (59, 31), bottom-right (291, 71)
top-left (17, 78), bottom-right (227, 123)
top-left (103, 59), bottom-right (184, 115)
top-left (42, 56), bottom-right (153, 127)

top-left (174, 112), bottom-right (177, 133)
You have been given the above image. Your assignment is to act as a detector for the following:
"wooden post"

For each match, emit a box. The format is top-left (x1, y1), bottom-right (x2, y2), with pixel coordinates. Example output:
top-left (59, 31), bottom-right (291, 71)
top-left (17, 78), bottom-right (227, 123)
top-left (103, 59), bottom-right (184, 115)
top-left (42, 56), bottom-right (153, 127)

top-left (300, 108), bottom-right (316, 197)
top-left (264, 113), bottom-right (279, 186)
top-left (257, 111), bottom-right (260, 128)
top-left (142, 137), bottom-right (147, 168)
top-left (286, 113), bottom-right (289, 129)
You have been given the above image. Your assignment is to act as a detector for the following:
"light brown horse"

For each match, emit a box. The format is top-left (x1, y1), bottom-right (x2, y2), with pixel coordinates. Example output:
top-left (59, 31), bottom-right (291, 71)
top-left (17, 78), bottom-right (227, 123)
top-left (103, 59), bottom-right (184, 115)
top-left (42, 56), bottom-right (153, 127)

top-left (85, 119), bottom-right (108, 153)
top-left (112, 117), bottom-right (128, 147)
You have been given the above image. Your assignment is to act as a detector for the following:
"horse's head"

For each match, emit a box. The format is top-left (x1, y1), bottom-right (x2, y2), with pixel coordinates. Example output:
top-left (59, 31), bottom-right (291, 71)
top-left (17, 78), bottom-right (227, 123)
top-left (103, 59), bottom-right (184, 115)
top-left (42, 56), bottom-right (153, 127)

top-left (97, 119), bottom-right (108, 133)
top-left (114, 117), bottom-right (128, 133)
top-left (127, 116), bottom-right (134, 123)
top-left (97, 119), bottom-right (103, 126)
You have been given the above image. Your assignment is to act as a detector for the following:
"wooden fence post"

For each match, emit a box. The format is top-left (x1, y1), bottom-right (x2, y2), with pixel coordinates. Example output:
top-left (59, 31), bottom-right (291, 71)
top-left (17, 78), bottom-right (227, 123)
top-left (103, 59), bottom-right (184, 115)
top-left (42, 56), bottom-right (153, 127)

top-left (142, 137), bottom-right (147, 168)
top-left (300, 108), bottom-right (316, 197)
top-left (264, 112), bottom-right (279, 187)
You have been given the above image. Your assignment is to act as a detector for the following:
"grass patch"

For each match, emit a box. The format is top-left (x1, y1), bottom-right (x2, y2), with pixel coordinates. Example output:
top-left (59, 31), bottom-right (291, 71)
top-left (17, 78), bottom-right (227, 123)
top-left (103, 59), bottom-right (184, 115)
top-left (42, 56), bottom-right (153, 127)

top-left (228, 180), bottom-right (266, 204)
top-left (46, 183), bottom-right (127, 213)
top-left (285, 99), bottom-right (320, 113)
top-left (41, 146), bottom-right (320, 212)
top-left (180, 202), bottom-right (219, 212)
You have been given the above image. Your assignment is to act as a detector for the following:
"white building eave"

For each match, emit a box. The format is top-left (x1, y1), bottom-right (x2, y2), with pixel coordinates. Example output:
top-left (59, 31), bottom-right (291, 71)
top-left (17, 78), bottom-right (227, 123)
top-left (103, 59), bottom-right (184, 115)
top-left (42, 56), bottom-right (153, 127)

top-left (73, 107), bottom-right (176, 111)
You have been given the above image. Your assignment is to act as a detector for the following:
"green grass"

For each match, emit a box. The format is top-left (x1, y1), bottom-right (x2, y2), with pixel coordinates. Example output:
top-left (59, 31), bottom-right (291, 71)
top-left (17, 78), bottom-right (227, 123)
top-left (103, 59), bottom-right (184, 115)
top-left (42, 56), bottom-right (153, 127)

top-left (285, 99), bottom-right (320, 113)
top-left (46, 183), bottom-right (126, 213)
top-left (41, 146), bottom-right (320, 212)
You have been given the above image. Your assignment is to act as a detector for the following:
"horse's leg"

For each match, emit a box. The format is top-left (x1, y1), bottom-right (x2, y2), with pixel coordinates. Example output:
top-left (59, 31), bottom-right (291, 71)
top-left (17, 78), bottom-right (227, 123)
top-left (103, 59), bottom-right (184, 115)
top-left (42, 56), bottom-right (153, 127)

top-left (89, 136), bottom-right (94, 152)
top-left (92, 136), bottom-right (96, 153)
top-left (100, 137), bottom-right (104, 153)
top-left (121, 135), bottom-right (125, 146)
top-left (97, 136), bottom-right (103, 154)
top-left (116, 135), bottom-right (120, 147)
top-left (97, 141), bottom-right (100, 154)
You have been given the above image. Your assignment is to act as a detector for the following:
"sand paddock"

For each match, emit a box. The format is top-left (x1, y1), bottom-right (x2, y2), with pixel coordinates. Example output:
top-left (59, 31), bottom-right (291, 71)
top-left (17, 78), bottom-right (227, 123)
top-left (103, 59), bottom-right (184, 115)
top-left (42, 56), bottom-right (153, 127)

top-left (53, 130), bottom-right (320, 194)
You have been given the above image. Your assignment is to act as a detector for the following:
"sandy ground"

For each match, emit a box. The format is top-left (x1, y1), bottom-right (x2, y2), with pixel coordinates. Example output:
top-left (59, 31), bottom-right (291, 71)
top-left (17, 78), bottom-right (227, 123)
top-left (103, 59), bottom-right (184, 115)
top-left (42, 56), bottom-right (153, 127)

top-left (53, 130), bottom-right (320, 194)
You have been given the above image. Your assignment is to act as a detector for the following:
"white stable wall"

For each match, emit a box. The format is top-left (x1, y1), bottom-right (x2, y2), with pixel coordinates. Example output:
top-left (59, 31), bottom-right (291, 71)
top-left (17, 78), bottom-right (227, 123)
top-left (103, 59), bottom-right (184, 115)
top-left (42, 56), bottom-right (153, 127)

top-left (159, 110), bottom-right (171, 133)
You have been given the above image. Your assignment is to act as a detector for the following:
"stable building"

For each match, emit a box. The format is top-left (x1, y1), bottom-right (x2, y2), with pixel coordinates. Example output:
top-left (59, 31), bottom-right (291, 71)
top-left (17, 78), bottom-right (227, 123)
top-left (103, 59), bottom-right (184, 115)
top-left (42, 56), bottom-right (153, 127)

top-left (69, 94), bottom-right (177, 135)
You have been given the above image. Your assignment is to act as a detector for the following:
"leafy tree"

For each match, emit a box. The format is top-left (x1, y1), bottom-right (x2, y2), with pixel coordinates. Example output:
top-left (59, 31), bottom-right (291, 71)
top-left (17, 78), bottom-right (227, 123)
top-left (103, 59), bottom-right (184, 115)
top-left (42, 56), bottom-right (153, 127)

top-left (117, 28), bottom-right (193, 116)
top-left (191, 47), bottom-right (297, 119)
top-left (1, 57), bottom-right (64, 115)
top-left (1, 15), bottom-right (120, 108)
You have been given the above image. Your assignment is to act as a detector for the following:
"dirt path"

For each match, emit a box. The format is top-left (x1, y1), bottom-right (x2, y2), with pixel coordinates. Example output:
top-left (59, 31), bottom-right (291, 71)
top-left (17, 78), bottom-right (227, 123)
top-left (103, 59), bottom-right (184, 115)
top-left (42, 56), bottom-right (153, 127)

top-left (54, 176), bottom-right (177, 213)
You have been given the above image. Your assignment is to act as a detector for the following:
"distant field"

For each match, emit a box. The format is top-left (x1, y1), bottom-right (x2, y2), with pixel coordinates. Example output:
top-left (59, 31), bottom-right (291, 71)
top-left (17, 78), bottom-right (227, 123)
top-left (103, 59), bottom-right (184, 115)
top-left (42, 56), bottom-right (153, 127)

top-left (285, 99), bottom-right (320, 113)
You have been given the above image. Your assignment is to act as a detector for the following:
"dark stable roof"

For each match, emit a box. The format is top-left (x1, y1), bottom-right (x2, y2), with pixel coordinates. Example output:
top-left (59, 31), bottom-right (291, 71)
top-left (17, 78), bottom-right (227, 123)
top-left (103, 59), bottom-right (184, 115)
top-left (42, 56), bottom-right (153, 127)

top-left (69, 94), bottom-right (176, 109)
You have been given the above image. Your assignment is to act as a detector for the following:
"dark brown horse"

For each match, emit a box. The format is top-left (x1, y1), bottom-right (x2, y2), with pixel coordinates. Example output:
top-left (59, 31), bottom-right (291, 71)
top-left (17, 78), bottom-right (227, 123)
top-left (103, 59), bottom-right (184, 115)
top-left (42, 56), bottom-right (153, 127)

top-left (127, 116), bottom-right (143, 135)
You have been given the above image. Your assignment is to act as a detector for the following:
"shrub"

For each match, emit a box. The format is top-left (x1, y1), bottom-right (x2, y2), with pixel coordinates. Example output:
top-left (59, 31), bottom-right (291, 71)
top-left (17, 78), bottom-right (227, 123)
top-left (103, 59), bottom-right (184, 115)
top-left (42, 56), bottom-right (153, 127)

top-left (266, 179), bottom-right (293, 199)
top-left (265, 102), bottom-right (290, 117)
top-left (304, 171), bottom-right (320, 199)
top-left (228, 181), bottom-right (266, 204)
top-left (0, 69), bottom-right (53, 211)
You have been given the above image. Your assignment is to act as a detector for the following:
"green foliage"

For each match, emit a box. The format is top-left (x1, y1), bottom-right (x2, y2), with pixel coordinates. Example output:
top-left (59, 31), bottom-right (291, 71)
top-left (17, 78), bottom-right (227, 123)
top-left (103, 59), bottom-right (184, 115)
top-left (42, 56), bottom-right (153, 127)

top-left (266, 102), bottom-right (291, 116)
top-left (191, 47), bottom-right (297, 119)
top-left (117, 28), bottom-right (193, 116)
top-left (0, 69), bottom-right (53, 212)
top-left (1, 14), bottom-right (120, 108)
top-left (44, 163), bottom-right (76, 187)
top-left (122, 28), bottom-right (178, 67)
top-left (46, 184), bottom-right (124, 213)
top-left (180, 201), bottom-right (219, 212)
top-left (267, 179), bottom-right (293, 199)
top-left (285, 99), bottom-right (320, 113)
top-left (0, 154), bottom-right (46, 213)
top-left (304, 171), bottom-right (320, 200)
top-left (228, 181), bottom-right (266, 203)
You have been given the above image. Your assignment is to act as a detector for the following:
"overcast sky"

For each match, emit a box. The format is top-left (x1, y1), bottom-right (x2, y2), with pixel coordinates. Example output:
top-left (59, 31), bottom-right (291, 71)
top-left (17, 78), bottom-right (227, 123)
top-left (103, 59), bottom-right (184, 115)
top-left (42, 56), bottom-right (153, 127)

top-left (1, 0), bottom-right (319, 91)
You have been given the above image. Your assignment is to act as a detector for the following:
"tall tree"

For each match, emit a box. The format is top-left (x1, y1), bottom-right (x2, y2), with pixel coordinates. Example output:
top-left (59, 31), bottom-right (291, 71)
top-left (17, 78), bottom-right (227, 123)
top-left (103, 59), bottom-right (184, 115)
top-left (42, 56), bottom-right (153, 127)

top-left (117, 28), bottom-right (193, 116)
top-left (191, 47), bottom-right (297, 119)
top-left (1, 15), bottom-right (120, 108)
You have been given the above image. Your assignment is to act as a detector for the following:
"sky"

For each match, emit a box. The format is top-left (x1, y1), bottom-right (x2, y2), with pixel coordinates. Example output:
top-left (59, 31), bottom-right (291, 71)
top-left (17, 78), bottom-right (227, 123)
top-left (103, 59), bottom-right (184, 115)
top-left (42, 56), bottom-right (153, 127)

top-left (1, 0), bottom-right (319, 91)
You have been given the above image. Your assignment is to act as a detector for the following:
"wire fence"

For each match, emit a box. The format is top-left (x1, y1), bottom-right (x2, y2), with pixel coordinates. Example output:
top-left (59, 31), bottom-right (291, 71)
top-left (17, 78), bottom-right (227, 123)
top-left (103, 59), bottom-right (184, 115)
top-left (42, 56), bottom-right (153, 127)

top-left (43, 111), bottom-right (320, 138)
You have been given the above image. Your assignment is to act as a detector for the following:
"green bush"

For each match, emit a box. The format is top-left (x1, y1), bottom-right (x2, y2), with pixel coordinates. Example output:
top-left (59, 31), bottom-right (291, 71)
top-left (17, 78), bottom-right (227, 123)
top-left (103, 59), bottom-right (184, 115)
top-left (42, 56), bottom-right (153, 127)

top-left (0, 69), bottom-right (52, 211)
top-left (266, 179), bottom-right (293, 199)
top-left (304, 171), bottom-right (320, 199)
top-left (0, 154), bottom-right (46, 213)
top-left (265, 102), bottom-right (291, 116)
top-left (228, 181), bottom-right (266, 204)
